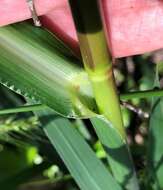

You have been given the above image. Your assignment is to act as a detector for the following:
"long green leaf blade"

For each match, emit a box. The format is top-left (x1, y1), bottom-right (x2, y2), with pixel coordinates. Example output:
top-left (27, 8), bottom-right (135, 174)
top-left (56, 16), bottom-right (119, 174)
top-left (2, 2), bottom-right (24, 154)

top-left (36, 110), bottom-right (122, 190)
top-left (148, 97), bottom-right (163, 189)
top-left (91, 116), bottom-right (139, 190)
top-left (0, 22), bottom-right (96, 118)
top-left (147, 66), bottom-right (163, 189)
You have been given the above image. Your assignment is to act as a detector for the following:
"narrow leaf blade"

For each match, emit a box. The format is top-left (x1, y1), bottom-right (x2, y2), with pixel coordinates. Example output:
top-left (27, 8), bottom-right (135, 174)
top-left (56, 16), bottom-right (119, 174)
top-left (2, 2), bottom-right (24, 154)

top-left (36, 110), bottom-right (122, 190)
top-left (91, 116), bottom-right (139, 190)
top-left (0, 22), bottom-right (96, 118)
top-left (148, 97), bottom-right (163, 189)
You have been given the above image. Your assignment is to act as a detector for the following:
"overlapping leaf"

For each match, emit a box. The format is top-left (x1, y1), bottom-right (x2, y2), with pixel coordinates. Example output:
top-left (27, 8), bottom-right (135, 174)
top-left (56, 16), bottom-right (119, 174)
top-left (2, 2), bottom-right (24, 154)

top-left (0, 22), bottom-right (96, 118)
top-left (36, 109), bottom-right (122, 190)
top-left (91, 116), bottom-right (139, 190)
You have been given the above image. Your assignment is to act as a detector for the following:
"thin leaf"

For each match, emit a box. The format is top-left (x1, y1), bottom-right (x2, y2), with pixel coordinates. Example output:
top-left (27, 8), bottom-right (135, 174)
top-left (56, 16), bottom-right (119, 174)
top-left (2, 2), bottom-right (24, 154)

top-left (91, 116), bottom-right (139, 190)
top-left (0, 22), bottom-right (97, 118)
top-left (148, 68), bottom-right (163, 189)
top-left (36, 109), bottom-right (122, 190)
top-left (148, 97), bottom-right (163, 189)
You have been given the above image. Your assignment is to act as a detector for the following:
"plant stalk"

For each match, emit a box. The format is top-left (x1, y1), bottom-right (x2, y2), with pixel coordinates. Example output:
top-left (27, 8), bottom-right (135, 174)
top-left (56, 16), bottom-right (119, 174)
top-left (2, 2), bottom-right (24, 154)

top-left (120, 89), bottom-right (163, 100)
top-left (1, 89), bottom-right (162, 115)
top-left (68, 0), bottom-right (125, 138)
top-left (0, 104), bottom-right (47, 115)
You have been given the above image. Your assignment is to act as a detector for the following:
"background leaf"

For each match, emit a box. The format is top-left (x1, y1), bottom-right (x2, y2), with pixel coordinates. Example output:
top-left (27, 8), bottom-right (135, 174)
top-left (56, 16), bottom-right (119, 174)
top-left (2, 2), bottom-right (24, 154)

top-left (147, 66), bottom-right (163, 189)
top-left (91, 116), bottom-right (139, 190)
top-left (36, 109), bottom-right (122, 190)
top-left (148, 97), bottom-right (163, 189)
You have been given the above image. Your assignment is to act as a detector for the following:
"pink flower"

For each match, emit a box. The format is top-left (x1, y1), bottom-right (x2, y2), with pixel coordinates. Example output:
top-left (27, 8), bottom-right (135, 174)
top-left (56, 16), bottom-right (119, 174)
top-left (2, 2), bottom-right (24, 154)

top-left (1, 0), bottom-right (163, 58)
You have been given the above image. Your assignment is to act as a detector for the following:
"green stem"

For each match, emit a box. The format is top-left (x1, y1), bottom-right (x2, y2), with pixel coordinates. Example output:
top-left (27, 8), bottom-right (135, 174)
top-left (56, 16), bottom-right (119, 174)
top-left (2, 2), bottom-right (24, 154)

top-left (0, 104), bottom-right (47, 115)
top-left (68, 0), bottom-right (125, 138)
top-left (1, 89), bottom-right (163, 115)
top-left (23, 175), bottom-right (72, 187)
top-left (120, 89), bottom-right (163, 100)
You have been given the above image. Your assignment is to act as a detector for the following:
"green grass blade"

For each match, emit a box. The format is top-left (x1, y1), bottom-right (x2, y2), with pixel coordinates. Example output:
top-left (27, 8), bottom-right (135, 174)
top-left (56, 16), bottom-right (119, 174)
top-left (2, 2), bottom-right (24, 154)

top-left (0, 22), bottom-right (97, 118)
top-left (0, 104), bottom-right (47, 115)
top-left (147, 67), bottom-right (163, 189)
top-left (148, 97), bottom-right (163, 189)
top-left (91, 116), bottom-right (139, 190)
top-left (36, 110), bottom-right (122, 190)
